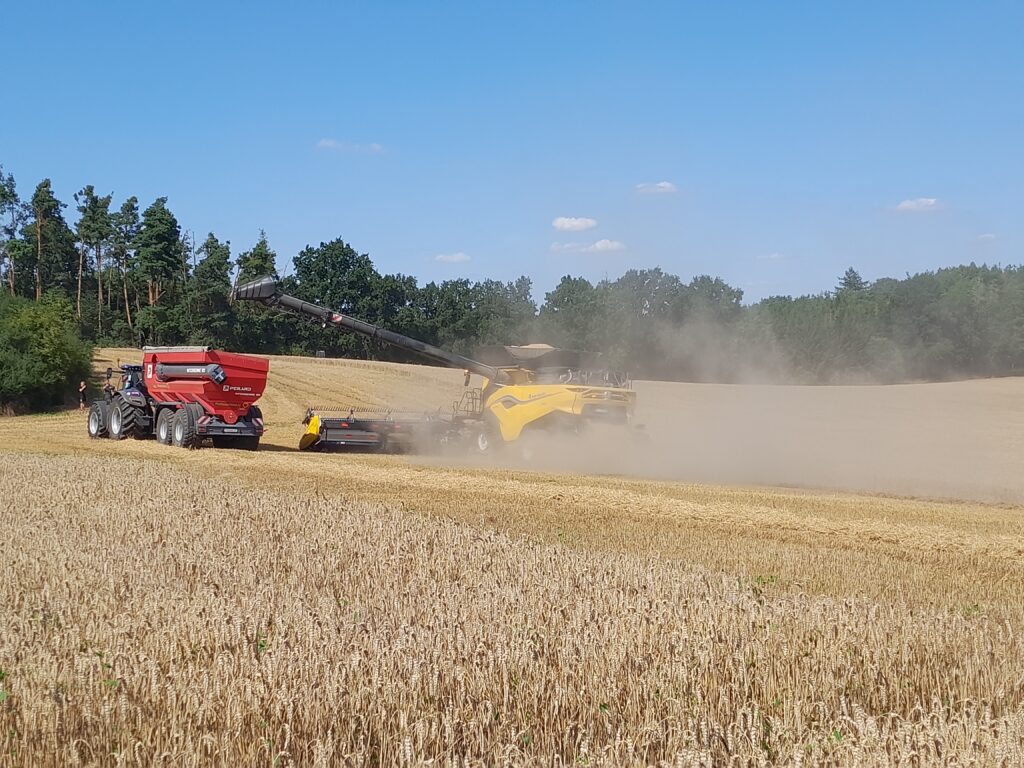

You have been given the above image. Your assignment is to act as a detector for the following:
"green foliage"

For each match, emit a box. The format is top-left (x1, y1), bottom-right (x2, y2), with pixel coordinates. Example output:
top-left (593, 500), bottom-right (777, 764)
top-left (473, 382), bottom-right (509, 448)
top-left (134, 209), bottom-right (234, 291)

top-left (22, 180), bottom-right (77, 299)
top-left (5, 165), bottom-right (1024, 386)
top-left (236, 231), bottom-right (278, 282)
top-left (135, 197), bottom-right (182, 305)
top-left (183, 234), bottom-right (233, 345)
top-left (0, 293), bottom-right (92, 411)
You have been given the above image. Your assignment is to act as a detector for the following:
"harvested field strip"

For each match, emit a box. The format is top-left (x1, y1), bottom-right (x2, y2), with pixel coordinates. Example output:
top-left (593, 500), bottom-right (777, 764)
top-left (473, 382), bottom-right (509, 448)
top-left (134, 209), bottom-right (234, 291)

top-left (1, 453), bottom-right (1023, 765)
top-left (2, 406), bottom-right (1024, 624)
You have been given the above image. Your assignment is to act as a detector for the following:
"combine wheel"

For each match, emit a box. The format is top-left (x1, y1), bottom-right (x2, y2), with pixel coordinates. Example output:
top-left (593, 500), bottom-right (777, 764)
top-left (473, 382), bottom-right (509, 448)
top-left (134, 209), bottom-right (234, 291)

top-left (155, 408), bottom-right (175, 445)
top-left (172, 404), bottom-right (202, 449)
top-left (87, 402), bottom-right (109, 438)
top-left (107, 398), bottom-right (142, 440)
top-left (474, 416), bottom-right (503, 455)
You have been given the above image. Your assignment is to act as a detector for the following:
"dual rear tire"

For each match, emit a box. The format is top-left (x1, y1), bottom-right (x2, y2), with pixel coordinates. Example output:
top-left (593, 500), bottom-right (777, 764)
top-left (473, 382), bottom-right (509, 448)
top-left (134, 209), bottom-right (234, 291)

top-left (171, 404), bottom-right (203, 449)
top-left (155, 409), bottom-right (174, 445)
top-left (87, 402), bottom-right (109, 438)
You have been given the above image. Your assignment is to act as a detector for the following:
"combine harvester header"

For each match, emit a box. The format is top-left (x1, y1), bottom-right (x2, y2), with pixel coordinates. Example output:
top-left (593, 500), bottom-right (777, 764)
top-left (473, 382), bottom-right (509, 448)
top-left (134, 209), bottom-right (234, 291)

top-left (233, 275), bottom-right (638, 454)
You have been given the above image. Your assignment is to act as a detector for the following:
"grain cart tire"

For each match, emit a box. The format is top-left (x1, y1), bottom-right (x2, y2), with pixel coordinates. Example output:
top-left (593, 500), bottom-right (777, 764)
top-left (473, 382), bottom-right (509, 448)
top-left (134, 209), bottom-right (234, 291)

top-left (234, 436), bottom-right (260, 452)
top-left (172, 404), bottom-right (201, 449)
top-left (155, 408), bottom-right (174, 445)
top-left (87, 401), bottom-right (109, 439)
top-left (107, 397), bottom-right (142, 440)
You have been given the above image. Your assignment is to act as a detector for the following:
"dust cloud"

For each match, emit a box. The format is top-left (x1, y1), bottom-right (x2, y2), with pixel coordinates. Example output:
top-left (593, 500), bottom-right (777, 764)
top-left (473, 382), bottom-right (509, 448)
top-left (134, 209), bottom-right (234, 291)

top-left (448, 377), bottom-right (1024, 505)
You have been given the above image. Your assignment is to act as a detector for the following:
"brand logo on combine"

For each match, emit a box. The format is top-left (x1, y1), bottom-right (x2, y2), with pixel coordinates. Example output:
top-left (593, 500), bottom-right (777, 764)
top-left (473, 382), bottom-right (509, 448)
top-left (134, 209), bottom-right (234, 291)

top-left (223, 385), bottom-right (253, 392)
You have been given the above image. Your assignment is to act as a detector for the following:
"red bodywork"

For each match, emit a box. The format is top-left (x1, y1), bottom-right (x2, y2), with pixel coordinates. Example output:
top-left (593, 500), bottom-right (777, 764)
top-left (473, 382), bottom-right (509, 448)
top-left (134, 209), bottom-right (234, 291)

top-left (142, 349), bottom-right (268, 424)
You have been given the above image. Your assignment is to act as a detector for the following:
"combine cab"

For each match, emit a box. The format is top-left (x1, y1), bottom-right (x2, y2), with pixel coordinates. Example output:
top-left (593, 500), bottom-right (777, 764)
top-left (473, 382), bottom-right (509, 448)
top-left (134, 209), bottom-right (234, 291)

top-left (87, 346), bottom-right (268, 450)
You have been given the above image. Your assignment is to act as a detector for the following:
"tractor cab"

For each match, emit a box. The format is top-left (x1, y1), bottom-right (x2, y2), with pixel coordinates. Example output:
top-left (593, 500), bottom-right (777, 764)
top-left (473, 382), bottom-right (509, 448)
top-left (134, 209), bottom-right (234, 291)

top-left (104, 364), bottom-right (145, 399)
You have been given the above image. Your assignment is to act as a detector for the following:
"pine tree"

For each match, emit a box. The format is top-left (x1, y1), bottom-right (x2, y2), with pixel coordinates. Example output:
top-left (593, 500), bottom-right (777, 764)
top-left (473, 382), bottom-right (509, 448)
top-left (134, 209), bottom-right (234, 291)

top-left (74, 186), bottom-right (113, 329)
top-left (0, 166), bottom-right (25, 296)
top-left (27, 180), bottom-right (71, 299)
top-left (109, 197), bottom-right (140, 330)
top-left (135, 197), bottom-right (182, 306)
top-left (236, 230), bottom-right (278, 282)
top-left (188, 233), bottom-right (233, 344)
top-left (837, 267), bottom-right (868, 293)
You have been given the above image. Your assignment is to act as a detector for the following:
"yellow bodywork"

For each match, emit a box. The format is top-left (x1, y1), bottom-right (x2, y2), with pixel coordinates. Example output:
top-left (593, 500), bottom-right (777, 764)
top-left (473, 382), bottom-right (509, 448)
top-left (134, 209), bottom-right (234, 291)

top-left (481, 378), bottom-right (636, 442)
top-left (299, 413), bottom-right (321, 451)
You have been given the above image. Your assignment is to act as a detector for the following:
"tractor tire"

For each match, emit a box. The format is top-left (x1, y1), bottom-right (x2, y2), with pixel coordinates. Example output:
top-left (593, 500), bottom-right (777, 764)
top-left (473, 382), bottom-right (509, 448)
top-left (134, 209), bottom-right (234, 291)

top-left (172, 404), bottom-right (201, 449)
top-left (155, 408), bottom-right (175, 445)
top-left (87, 401), bottom-right (109, 439)
top-left (107, 397), bottom-right (142, 440)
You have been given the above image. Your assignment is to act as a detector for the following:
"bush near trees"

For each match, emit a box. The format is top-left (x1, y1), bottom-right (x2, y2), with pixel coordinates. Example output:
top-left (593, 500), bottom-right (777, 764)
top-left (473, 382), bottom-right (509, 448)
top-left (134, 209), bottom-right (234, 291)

top-left (0, 293), bottom-right (92, 412)
top-left (2, 162), bottom-right (1023, 387)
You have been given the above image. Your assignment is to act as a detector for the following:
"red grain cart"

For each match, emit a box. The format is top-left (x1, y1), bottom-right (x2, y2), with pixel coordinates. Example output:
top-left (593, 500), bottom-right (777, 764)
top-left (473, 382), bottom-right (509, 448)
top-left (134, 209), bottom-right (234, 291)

top-left (87, 346), bottom-right (269, 450)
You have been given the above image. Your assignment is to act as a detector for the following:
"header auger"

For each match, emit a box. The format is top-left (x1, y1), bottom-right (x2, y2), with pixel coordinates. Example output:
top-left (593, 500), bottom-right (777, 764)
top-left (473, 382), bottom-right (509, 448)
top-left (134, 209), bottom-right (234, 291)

top-left (233, 276), bottom-right (638, 453)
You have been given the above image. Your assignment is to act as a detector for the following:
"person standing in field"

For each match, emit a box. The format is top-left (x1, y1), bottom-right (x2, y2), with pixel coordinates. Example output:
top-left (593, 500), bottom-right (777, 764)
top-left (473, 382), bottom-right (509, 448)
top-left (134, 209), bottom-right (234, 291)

top-left (78, 381), bottom-right (88, 410)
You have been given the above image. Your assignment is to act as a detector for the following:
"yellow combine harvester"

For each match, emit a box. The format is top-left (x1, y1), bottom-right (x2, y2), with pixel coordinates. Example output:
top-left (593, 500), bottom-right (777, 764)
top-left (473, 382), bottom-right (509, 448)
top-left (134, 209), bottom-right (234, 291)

top-left (233, 276), bottom-right (638, 453)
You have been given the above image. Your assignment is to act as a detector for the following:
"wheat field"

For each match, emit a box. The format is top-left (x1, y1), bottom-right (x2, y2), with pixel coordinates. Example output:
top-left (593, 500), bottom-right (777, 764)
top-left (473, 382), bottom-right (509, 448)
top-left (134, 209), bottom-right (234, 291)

top-left (1, 349), bottom-right (1023, 765)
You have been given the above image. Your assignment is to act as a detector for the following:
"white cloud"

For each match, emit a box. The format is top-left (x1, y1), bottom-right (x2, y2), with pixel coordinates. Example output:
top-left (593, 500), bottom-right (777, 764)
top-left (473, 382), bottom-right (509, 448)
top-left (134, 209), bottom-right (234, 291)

top-left (977, 233), bottom-right (997, 241)
top-left (585, 239), bottom-right (625, 252)
top-left (757, 252), bottom-right (788, 261)
top-left (636, 181), bottom-right (677, 194)
top-left (434, 252), bottom-right (470, 263)
top-left (553, 239), bottom-right (625, 253)
top-left (316, 138), bottom-right (385, 154)
top-left (552, 216), bottom-right (597, 232)
top-left (894, 197), bottom-right (940, 212)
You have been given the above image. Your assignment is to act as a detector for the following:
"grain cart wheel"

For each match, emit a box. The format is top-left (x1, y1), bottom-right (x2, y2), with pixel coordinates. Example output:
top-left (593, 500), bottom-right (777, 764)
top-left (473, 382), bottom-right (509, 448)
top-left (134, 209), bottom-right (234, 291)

top-left (233, 436), bottom-right (260, 451)
top-left (155, 408), bottom-right (174, 445)
top-left (87, 401), bottom-right (109, 438)
top-left (107, 397), bottom-right (142, 440)
top-left (172, 404), bottom-right (201, 449)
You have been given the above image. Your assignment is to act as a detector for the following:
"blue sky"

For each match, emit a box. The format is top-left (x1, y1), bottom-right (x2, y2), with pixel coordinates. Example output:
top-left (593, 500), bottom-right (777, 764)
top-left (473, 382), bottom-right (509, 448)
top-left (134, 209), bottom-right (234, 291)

top-left (2, 1), bottom-right (1021, 301)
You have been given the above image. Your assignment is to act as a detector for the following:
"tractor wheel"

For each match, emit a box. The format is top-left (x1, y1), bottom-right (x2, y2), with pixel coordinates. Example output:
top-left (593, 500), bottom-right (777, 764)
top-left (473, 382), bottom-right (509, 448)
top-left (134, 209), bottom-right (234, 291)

top-left (172, 405), bottom-right (201, 449)
top-left (107, 398), bottom-right (141, 440)
top-left (155, 408), bottom-right (174, 445)
top-left (87, 401), bottom-right (109, 439)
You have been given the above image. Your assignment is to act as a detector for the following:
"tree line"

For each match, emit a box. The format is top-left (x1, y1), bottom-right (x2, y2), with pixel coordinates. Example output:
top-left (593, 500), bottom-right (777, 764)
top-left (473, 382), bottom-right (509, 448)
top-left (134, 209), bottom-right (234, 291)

top-left (3, 163), bottom-right (1023, 389)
